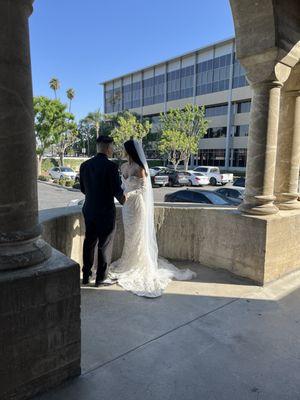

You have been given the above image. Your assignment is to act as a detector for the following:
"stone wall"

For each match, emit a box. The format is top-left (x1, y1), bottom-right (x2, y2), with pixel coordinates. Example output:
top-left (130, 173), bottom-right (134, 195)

top-left (0, 250), bottom-right (81, 400)
top-left (40, 206), bottom-right (300, 285)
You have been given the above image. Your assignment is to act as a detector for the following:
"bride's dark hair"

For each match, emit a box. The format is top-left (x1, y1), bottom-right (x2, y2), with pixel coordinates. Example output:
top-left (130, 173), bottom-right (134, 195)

top-left (124, 140), bottom-right (146, 171)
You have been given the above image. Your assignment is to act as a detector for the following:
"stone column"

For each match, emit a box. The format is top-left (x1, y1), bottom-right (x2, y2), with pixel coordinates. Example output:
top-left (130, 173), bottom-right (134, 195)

top-left (0, 0), bottom-right (51, 269)
top-left (239, 80), bottom-right (283, 215)
top-left (276, 90), bottom-right (300, 210)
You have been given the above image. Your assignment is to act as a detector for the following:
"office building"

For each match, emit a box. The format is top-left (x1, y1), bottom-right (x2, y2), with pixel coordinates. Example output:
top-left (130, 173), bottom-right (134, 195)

top-left (102, 37), bottom-right (252, 171)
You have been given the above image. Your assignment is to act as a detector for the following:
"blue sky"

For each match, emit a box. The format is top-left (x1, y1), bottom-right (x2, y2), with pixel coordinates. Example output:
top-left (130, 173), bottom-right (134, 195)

top-left (29, 0), bottom-right (234, 121)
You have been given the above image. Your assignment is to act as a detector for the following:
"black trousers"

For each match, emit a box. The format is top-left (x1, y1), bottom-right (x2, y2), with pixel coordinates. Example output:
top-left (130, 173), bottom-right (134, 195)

top-left (82, 216), bottom-right (116, 281)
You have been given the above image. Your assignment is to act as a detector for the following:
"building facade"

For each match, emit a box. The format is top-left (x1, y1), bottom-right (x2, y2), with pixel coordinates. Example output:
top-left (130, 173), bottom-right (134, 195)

top-left (102, 37), bottom-right (252, 171)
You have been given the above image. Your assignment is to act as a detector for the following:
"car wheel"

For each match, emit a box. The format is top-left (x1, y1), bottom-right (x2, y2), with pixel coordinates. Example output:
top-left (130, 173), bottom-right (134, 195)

top-left (187, 180), bottom-right (192, 187)
top-left (210, 177), bottom-right (217, 186)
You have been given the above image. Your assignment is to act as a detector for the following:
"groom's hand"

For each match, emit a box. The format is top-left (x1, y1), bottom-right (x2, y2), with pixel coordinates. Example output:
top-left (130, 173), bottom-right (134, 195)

top-left (117, 193), bottom-right (126, 205)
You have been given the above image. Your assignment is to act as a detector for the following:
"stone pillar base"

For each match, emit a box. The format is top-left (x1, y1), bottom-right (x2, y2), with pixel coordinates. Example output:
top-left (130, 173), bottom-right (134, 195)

top-left (0, 237), bottom-right (52, 271)
top-left (238, 195), bottom-right (279, 215)
top-left (0, 249), bottom-right (81, 400)
top-left (277, 193), bottom-right (300, 210)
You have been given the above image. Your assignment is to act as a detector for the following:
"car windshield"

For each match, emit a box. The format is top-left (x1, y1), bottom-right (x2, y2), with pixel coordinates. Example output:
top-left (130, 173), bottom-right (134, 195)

top-left (203, 192), bottom-right (230, 205)
top-left (60, 167), bottom-right (73, 172)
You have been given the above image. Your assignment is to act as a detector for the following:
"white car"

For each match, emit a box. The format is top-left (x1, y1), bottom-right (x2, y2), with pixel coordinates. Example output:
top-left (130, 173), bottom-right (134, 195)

top-left (68, 198), bottom-right (119, 207)
top-left (193, 166), bottom-right (233, 186)
top-left (187, 171), bottom-right (210, 186)
top-left (149, 166), bottom-right (165, 177)
top-left (49, 167), bottom-right (77, 180)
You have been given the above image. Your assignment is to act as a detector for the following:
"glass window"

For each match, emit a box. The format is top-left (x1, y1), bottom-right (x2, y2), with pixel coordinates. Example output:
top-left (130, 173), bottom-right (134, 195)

top-left (167, 69), bottom-right (181, 101)
top-left (237, 100), bottom-right (251, 113)
top-left (123, 83), bottom-right (132, 110)
top-left (233, 56), bottom-right (248, 88)
top-left (113, 87), bottom-right (122, 112)
top-left (198, 149), bottom-right (225, 167)
top-left (192, 192), bottom-right (209, 203)
top-left (204, 192), bottom-right (230, 205)
top-left (204, 127), bottom-right (227, 138)
top-left (143, 77), bottom-right (154, 106)
top-left (196, 53), bottom-right (231, 95)
top-left (232, 148), bottom-right (247, 167)
top-left (233, 125), bottom-right (249, 137)
top-left (195, 167), bottom-right (208, 173)
top-left (132, 81), bottom-right (141, 108)
top-left (154, 74), bottom-right (165, 104)
top-left (104, 88), bottom-right (114, 113)
top-left (205, 104), bottom-right (228, 117)
top-left (60, 167), bottom-right (73, 172)
top-left (180, 65), bottom-right (194, 99)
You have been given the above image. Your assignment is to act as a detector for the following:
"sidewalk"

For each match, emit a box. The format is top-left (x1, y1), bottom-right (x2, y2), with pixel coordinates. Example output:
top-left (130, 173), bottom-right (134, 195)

top-left (36, 262), bottom-right (300, 400)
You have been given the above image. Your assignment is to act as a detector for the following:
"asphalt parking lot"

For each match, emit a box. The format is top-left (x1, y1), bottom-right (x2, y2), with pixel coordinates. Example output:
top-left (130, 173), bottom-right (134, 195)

top-left (38, 181), bottom-right (218, 210)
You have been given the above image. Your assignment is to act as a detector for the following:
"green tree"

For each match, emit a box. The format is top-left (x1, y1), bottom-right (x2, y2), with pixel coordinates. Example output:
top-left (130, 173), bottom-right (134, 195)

top-left (34, 96), bottom-right (78, 172)
top-left (158, 130), bottom-right (187, 171)
top-left (66, 88), bottom-right (75, 112)
top-left (111, 111), bottom-right (151, 157)
top-left (158, 104), bottom-right (208, 170)
top-left (49, 77), bottom-right (60, 99)
top-left (76, 118), bottom-right (97, 156)
top-left (84, 109), bottom-right (104, 138)
top-left (56, 118), bottom-right (78, 167)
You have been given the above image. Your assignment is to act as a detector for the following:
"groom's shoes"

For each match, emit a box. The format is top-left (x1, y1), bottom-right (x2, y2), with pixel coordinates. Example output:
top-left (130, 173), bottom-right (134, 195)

top-left (82, 271), bottom-right (92, 285)
top-left (95, 274), bottom-right (105, 287)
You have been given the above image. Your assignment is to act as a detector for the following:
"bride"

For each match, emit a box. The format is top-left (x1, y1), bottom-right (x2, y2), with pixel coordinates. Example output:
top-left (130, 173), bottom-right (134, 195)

top-left (106, 139), bottom-right (196, 298)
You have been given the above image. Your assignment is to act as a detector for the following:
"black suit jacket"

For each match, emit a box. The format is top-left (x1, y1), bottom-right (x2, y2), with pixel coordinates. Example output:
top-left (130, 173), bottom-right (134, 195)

top-left (80, 153), bottom-right (124, 225)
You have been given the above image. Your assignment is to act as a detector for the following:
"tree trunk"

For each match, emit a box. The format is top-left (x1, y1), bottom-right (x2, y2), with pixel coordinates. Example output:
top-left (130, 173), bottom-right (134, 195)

top-left (59, 151), bottom-right (64, 167)
top-left (174, 160), bottom-right (180, 171)
top-left (184, 156), bottom-right (190, 172)
top-left (37, 155), bottom-right (43, 176)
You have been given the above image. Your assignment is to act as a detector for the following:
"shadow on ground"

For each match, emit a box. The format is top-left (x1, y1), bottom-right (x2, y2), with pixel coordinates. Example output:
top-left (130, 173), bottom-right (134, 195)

top-left (36, 264), bottom-right (300, 400)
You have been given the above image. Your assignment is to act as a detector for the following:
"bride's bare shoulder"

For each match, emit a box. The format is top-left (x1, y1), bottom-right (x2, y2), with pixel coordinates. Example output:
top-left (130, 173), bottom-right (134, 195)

top-left (134, 164), bottom-right (147, 178)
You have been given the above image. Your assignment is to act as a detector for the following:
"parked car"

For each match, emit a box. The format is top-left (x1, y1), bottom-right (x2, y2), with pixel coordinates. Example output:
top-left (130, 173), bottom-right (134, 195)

top-left (49, 167), bottom-right (77, 180)
top-left (233, 177), bottom-right (245, 187)
top-left (215, 187), bottom-right (245, 205)
top-left (193, 166), bottom-right (233, 186)
top-left (68, 197), bottom-right (119, 207)
top-left (149, 166), bottom-right (166, 176)
top-left (151, 170), bottom-right (169, 187)
top-left (164, 189), bottom-right (236, 205)
top-left (168, 171), bottom-right (191, 187)
top-left (187, 171), bottom-right (210, 186)
top-left (68, 199), bottom-right (84, 207)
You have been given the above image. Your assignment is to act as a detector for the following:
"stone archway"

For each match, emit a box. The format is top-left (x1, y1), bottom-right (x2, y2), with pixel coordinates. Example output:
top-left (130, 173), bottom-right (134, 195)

top-left (229, 0), bottom-right (300, 214)
top-left (1, 1), bottom-right (300, 399)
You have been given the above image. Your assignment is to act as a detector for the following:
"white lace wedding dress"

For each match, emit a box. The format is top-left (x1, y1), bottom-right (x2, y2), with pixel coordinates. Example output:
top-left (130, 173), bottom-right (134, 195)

top-left (107, 172), bottom-right (196, 298)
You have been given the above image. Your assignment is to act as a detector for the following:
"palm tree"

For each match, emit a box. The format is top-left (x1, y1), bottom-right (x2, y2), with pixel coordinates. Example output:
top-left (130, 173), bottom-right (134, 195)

top-left (66, 88), bottom-right (75, 113)
top-left (49, 78), bottom-right (60, 99)
top-left (84, 109), bottom-right (103, 137)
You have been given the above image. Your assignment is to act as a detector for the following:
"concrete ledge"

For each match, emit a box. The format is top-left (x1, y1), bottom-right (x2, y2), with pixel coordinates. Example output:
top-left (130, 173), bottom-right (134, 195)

top-left (40, 206), bottom-right (300, 285)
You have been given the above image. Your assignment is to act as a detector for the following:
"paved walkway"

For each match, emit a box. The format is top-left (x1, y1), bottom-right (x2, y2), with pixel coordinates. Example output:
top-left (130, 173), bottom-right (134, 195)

top-left (37, 263), bottom-right (300, 400)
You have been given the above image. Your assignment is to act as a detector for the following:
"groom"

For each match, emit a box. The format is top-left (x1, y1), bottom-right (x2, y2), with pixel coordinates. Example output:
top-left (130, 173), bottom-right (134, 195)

top-left (79, 135), bottom-right (126, 287)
